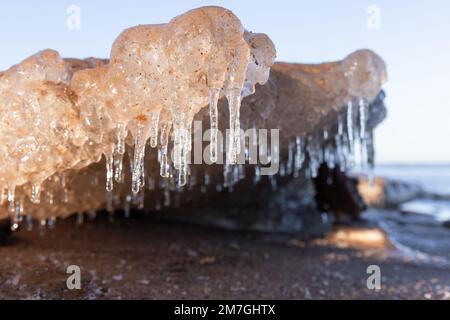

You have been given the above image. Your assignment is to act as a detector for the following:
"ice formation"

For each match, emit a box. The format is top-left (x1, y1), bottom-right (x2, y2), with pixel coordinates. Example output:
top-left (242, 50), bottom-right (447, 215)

top-left (0, 7), bottom-right (276, 229)
top-left (0, 6), bottom-right (388, 231)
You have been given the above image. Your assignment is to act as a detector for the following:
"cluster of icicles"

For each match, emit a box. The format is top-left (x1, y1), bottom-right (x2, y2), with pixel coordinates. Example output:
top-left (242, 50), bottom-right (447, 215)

top-left (281, 98), bottom-right (376, 182)
top-left (101, 96), bottom-right (377, 216)
top-left (222, 97), bottom-right (376, 192)
top-left (0, 6), bottom-right (276, 230)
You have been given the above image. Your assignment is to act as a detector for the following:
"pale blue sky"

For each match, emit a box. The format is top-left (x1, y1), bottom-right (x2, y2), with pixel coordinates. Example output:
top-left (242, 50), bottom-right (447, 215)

top-left (1, 0), bottom-right (449, 163)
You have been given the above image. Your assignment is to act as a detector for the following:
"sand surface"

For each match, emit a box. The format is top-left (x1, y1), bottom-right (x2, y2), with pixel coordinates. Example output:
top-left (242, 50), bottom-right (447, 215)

top-left (1, 209), bottom-right (450, 299)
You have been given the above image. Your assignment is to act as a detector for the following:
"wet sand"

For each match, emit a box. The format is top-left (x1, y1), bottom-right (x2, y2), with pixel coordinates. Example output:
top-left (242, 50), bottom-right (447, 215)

top-left (0, 209), bottom-right (450, 299)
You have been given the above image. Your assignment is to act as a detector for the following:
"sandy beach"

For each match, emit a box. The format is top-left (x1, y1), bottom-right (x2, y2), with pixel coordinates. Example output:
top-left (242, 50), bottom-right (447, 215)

top-left (1, 208), bottom-right (449, 300)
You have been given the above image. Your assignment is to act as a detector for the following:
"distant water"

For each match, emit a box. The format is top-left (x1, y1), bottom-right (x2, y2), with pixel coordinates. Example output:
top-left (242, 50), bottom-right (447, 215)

top-left (373, 164), bottom-right (450, 224)
top-left (365, 165), bottom-right (450, 261)
top-left (375, 164), bottom-right (450, 196)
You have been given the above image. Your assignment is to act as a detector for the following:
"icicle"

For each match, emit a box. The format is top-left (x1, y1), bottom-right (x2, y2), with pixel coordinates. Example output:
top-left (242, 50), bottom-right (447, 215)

top-left (338, 114), bottom-right (344, 137)
top-left (323, 127), bottom-right (329, 140)
top-left (159, 123), bottom-right (170, 178)
top-left (105, 153), bottom-right (114, 192)
top-left (173, 115), bottom-right (188, 187)
top-left (150, 112), bottom-right (160, 148)
top-left (139, 155), bottom-right (145, 189)
top-left (114, 152), bottom-right (124, 183)
top-left (209, 88), bottom-right (220, 163)
top-left (294, 136), bottom-right (303, 178)
top-left (287, 141), bottom-right (294, 175)
top-left (226, 89), bottom-right (242, 165)
top-left (347, 101), bottom-right (355, 153)
top-left (178, 148), bottom-right (187, 187)
top-left (7, 186), bottom-right (15, 213)
top-left (132, 124), bottom-right (146, 194)
top-left (31, 183), bottom-right (41, 204)
top-left (186, 119), bottom-right (192, 153)
top-left (116, 123), bottom-right (127, 155)
top-left (359, 99), bottom-right (368, 140)
top-left (366, 129), bottom-right (375, 186)
top-left (57, 174), bottom-right (68, 204)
